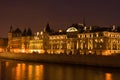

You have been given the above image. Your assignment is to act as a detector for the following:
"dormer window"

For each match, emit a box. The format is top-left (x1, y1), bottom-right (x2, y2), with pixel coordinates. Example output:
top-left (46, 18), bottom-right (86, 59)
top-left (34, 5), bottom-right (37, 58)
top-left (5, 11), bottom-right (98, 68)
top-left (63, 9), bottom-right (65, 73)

top-left (66, 27), bottom-right (78, 32)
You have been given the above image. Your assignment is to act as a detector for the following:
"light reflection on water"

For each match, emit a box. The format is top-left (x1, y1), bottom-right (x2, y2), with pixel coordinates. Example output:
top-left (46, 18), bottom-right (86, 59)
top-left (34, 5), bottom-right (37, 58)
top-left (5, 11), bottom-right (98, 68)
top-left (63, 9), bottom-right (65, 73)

top-left (0, 59), bottom-right (120, 80)
top-left (105, 73), bottom-right (112, 80)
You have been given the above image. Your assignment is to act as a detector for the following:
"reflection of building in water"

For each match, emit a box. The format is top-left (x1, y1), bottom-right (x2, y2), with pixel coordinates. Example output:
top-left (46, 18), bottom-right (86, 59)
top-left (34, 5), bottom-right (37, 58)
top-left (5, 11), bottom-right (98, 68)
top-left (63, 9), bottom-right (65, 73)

top-left (105, 73), bottom-right (112, 80)
top-left (0, 61), bottom-right (6, 80)
top-left (43, 64), bottom-right (106, 80)
top-left (7, 23), bottom-right (120, 55)
top-left (0, 61), bottom-right (44, 80)
top-left (15, 63), bottom-right (44, 80)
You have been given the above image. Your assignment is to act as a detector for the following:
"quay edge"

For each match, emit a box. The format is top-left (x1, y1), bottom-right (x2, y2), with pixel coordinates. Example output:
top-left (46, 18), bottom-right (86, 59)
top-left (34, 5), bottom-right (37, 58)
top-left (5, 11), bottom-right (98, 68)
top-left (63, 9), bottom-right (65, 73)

top-left (0, 52), bottom-right (120, 68)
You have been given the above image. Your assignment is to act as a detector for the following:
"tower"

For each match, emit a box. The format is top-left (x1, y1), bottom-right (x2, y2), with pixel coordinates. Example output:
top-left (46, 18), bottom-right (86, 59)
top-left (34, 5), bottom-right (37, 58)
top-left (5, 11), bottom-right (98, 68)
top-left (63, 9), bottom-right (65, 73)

top-left (44, 22), bottom-right (51, 33)
top-left (43, 23), bottom-right (51, 53)
top-left (83, 18), bottom-right (87, 31)
top-left (8, 25), bottom-right (13, 41)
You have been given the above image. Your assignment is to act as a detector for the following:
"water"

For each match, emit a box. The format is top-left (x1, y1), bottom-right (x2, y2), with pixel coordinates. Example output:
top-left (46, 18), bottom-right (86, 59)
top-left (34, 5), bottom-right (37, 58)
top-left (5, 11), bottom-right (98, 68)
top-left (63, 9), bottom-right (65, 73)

top-left (0, 59), bottom-right (120, 80)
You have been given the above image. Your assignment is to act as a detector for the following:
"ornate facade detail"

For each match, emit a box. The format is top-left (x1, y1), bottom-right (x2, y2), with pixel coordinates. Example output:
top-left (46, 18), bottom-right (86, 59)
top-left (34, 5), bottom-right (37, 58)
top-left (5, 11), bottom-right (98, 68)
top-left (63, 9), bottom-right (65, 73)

top-left (7, 23), bottom-right (120, 55)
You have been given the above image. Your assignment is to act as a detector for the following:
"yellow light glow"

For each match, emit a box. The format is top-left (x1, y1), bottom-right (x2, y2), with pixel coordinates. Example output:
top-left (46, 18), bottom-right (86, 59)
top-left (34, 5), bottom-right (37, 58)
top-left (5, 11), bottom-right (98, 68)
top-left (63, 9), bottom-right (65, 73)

top-left (40, 31), bottom-right (43, 35)
top-left (0, 48), bottom-right (3, 52)
top-left (105, 73), bottom-right (112, 80)
top-left (22, 49), bottom-right (25, 53)
top-left (59, 29), bottom-right (63, 33)
top-left (100, 38), bottom-right (103, 42)
top-left (21, 63), bottom-right (26, 78)
top-left (14, 49), bottom-right (21, 53)
top-left (16, 64), bottom-right (21, 80)
top-left (35, 65), bottom-right (44, 80)
top-left (5, 62), bottom-right (9, 67)
top-left (89, 51), bottom-right (92, 54)
top-left (28, 65), bottom-right (33, 80)
top-left (37, 32), bottom-right (39, 36)
top-left (95, 39), bottom-right (98, 42)
top-left (30, 49), bottom-right (44, 54)
top-left (103, 50), bottom-right (111, 55)
top-left (66, 27), bottom-right (78, 32)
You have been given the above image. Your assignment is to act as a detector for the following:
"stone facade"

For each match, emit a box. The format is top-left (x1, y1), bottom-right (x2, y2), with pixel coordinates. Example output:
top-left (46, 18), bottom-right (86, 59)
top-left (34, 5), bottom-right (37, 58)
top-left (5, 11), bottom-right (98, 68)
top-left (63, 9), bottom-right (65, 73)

top-left (7, 23), bottom-right (120, 55)
top-left (0, 38), bottom-right (8, 52)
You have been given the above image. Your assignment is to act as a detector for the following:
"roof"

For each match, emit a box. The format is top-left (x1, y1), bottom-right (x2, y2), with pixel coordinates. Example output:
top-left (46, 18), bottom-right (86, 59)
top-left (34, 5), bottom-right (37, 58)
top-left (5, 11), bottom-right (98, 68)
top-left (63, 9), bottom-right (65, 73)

top-left (13, 28), bottom-right (22, 34)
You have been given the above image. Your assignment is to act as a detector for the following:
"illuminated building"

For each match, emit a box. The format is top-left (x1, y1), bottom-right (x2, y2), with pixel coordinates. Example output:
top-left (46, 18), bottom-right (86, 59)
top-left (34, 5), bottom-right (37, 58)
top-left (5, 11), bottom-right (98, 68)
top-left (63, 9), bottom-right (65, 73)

top-left (29, 32), bottom-right (44, 53)
top-left (0, 38), bottom-right (8, 52)
top-left (7, 25), bottom-right (33, 53)
top-left (7, 23), bottom-right (120, 55)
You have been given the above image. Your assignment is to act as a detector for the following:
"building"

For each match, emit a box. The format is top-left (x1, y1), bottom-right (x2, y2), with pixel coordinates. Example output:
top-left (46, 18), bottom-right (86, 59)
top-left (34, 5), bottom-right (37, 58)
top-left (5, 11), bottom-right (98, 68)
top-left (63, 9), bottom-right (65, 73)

top-left (7, 25), bottom-right (33, 53)
top-left (7, 23), bottom-right (120, 55)
top-left (0, 38), bottom-right (8, 52)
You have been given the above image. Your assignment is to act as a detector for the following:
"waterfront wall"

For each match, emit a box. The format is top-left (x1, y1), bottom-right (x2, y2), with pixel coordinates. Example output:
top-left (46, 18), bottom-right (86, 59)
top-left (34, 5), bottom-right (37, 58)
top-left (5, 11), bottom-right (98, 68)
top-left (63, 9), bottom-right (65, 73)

top-left (0, 52), bottom-right (120, 68)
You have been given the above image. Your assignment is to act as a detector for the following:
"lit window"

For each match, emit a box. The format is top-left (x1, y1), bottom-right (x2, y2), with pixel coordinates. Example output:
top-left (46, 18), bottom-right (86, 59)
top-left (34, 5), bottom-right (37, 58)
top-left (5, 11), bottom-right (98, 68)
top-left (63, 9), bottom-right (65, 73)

top-left (40, 31), bottom-right (43, 35)
top-left (100, 39), bottom-right (103, 42)
top-left (95, 39), bottom-right (98, 42)
top-left (96, 33), bottom-right (99, 37)
top-left (78, 35), bottom-right (80, 38)
top-left (100, 45), bottom-right (102, 48)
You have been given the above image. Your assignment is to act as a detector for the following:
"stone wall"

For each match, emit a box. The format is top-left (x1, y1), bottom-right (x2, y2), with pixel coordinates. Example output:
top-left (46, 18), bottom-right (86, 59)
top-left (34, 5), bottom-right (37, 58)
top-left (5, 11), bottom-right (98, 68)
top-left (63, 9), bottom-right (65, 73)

top-left (0, 52), bottom-right (120, 68)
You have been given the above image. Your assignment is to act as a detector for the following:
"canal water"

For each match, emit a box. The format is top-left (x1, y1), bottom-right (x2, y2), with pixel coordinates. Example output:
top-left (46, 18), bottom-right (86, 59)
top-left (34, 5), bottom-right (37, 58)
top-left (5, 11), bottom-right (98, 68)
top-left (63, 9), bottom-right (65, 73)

top-left (0, 59), bottom-right (120, 80)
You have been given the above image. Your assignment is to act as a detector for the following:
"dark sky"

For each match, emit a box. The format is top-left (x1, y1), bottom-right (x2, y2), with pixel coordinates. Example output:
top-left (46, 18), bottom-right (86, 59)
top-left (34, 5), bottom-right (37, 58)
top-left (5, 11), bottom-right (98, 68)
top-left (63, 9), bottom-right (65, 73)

top-left (0, 0), bottom-right (120, 37)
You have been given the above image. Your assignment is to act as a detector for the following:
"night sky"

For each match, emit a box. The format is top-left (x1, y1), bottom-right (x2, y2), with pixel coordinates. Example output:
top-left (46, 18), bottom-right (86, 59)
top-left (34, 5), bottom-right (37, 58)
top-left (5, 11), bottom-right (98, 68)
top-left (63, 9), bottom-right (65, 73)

top-left (0, 0), bottom-right (120, 37)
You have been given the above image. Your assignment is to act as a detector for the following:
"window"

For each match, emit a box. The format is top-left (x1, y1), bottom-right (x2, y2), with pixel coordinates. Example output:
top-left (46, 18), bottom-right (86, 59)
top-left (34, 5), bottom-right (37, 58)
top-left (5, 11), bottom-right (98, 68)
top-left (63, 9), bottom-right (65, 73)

top-left (66, 27), bottom-right (78, 32)
top-left (100, 39), bottom-right (103, 43)
top-left (96, 33), bottom-right (99, 37)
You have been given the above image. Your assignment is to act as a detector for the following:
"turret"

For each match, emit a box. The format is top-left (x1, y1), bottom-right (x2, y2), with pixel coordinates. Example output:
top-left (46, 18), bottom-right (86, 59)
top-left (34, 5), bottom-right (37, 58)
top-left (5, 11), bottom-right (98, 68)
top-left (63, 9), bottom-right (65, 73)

top-left (112, 25), bottom-right (117, 32)
top-left (44, 22), bottom-right (52, 33)
top-left (43, 23), bottom-right (52, 53)
top-left (8, 25), bottom-right (13, 41)
top-left (83, 18), bottom-right (88, 32)
top-left (7, 25), bottom-right (13, 51)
